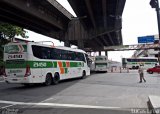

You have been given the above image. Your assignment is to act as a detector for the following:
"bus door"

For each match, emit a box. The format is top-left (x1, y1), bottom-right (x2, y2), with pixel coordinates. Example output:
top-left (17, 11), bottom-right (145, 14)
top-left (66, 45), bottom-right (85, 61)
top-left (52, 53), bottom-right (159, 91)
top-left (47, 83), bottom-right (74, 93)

top-left (31, 45), bottom-right (48, 83)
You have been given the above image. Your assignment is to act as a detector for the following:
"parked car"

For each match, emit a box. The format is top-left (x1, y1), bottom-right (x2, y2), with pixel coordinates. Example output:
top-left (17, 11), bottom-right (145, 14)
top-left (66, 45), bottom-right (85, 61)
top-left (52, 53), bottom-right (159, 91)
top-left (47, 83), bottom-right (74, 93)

top-left (147, 66), bottom-right (160, 74)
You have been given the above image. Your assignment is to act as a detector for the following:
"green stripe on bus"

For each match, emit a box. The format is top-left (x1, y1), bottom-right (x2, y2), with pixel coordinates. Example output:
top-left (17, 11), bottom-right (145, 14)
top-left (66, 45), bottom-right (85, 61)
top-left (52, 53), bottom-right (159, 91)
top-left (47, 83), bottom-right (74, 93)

top-left (5, 61), bottom-right (84, 69)
top-left (130, 62), bottom-right (153, 64)
top-left (64, 68), bottom-right (68, 73)
top-left (62, 62), bottom-right (66, 67)
top-left (145, 63), bottom-right (151, 64)
top-left (53, 62), bottom-right (57, 68)
top-left (70, 62), bottom-right (83, 67)
top-left (5, 61), bottom-right (53, 69)
top-left (28, 61), bottom-right (53, 68)
top-left (5, 62), bottom-right (26, 68)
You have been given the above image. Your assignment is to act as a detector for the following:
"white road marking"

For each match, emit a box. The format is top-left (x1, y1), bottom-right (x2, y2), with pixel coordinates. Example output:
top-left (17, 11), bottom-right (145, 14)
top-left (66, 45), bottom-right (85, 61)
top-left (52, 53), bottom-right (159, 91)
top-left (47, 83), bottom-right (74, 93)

top-left (0, 100), bottom-right (121, 109)
top-left (1, 104), bottom-right (15, 109)
top-left (40, 97), bottom-right (55, 103)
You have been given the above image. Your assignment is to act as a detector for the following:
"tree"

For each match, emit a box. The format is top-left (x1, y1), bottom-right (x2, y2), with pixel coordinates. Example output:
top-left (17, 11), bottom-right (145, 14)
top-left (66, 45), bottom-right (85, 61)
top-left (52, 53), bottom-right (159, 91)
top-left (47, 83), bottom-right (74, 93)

top-left (0, 22), bottom-right (27, 61)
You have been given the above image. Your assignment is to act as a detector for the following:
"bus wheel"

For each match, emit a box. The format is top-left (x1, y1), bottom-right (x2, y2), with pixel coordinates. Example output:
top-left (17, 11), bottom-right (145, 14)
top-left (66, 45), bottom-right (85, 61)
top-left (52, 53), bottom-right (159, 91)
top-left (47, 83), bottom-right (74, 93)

top-left (44, 74), bottom-right (53, 86)
top-left (132, 66), bottom-right (135, 69)
top-left (53, 73), bottom-right (60, 85)
top-left (81, 71), bottom-right (86, 79)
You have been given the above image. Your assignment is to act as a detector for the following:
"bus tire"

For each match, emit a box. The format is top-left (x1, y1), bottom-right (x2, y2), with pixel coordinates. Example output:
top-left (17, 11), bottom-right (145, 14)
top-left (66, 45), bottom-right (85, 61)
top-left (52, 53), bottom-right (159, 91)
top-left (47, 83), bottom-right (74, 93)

top-left (132, 66), bottom-right (135, 69)
top-left (53, 73), bottom-right (60, 85)
top-left (81, 71), bottom-right (86, 79)
top-left (44, 74), bottom-right (53, 86)
top-left (136, 66), bottom-right (139, 69)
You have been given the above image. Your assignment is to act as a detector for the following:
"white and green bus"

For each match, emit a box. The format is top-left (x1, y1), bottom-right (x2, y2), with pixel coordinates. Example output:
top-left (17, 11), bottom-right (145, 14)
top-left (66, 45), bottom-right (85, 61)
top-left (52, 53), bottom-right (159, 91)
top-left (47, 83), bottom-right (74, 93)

top-left (3, 42), bottom-right (90, 85)
top-left (122, 57), bottom-right (158, 69)
top-left (94, 56), bottom-right (108, 72)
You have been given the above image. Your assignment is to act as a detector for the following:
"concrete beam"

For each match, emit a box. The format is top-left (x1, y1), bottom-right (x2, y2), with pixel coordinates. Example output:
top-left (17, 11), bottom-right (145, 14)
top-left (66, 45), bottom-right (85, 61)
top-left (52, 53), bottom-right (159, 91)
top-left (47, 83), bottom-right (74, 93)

top-left (0, 0), bottom-right (65, 30)
top-left (90, 27), bottom-right (121, 39)
top-left (101, 36), bottom-right (109, 46)
top-left (94, 38), bottom-right (104, 47)
top-left (84, 0), bottom-right (96, 28)
top-left (47, 0), bottom-right (74, 19)
top-left (78, 40), bottom-right (84, 49)
top-left (102, 0), bottom-right (107, 28)
top-left (108, 33), bottom-right (114, 45)
top-left (105, 51), bottom-right (108, 57)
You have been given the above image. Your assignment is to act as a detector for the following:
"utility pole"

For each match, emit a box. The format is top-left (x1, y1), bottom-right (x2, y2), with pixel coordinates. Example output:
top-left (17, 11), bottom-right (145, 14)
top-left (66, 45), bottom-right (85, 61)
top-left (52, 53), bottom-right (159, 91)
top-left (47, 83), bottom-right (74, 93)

top-left (150, 0), bottom-right (160, 64)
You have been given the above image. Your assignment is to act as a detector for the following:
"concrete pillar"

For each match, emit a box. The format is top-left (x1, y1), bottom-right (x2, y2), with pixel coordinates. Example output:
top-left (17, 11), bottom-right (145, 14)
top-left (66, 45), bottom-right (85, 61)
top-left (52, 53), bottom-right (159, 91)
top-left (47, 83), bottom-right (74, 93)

top-left (105, 51), bottom-right (108, 57)
top-left (78, 40), bottom-right (84, 49)
top-left (64, 40), bottom-right (70, 47)
top-left (88, 52), bottom-right (91, 56)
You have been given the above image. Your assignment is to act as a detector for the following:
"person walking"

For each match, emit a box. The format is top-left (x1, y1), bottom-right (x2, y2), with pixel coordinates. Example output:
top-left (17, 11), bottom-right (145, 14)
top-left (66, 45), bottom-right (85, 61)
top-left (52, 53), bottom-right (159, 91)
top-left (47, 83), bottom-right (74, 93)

top-left (138, 64), bottom-right (146, 83)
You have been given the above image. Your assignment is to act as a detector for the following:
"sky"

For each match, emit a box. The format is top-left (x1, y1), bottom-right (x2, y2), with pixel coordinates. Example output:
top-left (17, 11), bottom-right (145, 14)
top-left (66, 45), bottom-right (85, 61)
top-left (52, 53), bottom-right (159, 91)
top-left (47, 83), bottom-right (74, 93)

top-left (23, 0), bottom-right (159, 62)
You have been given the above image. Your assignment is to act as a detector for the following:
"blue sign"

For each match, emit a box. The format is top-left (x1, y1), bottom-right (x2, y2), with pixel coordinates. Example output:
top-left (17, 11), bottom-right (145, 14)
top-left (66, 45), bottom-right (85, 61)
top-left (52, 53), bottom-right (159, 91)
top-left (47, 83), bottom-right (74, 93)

top-left (138, 35), bottom-right (154, 43)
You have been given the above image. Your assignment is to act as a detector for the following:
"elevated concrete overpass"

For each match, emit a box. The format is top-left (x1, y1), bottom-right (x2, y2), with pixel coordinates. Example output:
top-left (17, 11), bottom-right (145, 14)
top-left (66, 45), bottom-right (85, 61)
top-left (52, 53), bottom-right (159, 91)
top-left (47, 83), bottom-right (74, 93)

top-left (0, 0), bottom-right (73, 39)
top-left (0, 0), bottom-right (126, 52)
top-left (68, 0), bottom-right (126, 51)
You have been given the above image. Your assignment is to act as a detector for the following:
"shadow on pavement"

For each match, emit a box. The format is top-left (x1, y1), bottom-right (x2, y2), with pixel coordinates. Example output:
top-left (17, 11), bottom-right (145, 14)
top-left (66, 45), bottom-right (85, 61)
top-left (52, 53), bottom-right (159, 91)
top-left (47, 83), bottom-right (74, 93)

top-left (1, 107), bottom-right (133, 114)
top-left (0, 78), bottom-right (81, 103)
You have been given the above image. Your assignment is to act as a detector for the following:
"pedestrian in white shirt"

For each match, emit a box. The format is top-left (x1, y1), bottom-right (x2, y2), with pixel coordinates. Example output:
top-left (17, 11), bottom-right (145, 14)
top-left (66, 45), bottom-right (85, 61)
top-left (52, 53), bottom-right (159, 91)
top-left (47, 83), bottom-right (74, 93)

top-left (138, 64), bottom-right (146, 83)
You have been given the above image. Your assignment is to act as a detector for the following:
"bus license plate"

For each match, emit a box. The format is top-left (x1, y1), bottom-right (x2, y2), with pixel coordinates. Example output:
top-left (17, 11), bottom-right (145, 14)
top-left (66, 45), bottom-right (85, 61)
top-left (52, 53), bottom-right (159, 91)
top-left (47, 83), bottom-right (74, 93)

top-left (12, 79), bottom-right (18, 81)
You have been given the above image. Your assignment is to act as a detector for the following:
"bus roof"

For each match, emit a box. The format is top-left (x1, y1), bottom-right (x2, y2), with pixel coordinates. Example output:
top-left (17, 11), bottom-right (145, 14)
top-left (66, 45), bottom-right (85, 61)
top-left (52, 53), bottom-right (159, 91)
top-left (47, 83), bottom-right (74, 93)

top-left (6, 42), bottom-right (86, 53)
top-left (55, 46), bottom-right (86, 53)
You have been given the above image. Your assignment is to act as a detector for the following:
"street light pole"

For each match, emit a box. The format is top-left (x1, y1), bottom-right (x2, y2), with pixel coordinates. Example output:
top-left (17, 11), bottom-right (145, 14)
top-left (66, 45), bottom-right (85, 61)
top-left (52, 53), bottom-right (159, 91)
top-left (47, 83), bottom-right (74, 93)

top-left (150, 0), bottom-right (160, 64)
top-left (156, 1), bottom-right (160, 65)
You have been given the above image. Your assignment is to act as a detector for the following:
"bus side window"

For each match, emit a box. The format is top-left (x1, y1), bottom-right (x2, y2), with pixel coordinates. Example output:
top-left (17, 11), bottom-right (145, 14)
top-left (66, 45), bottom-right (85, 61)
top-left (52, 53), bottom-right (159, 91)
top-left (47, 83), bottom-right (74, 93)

top-left (74, 52), bottom-right (80, 61)
top-left (61, 50), bottom-right (67, 60)
top-left (78, 53), bottom-right (85, 62)
top-left (41, 47), bottom-right (49, 59)
top-left (32, 45), bottom-right (43, 59)
top-left (51, 49), bottom-right (55, 59)
top-left (68, 51), bottom-right (73, 60)
top-left (54, 49), bottom-right (62, 60)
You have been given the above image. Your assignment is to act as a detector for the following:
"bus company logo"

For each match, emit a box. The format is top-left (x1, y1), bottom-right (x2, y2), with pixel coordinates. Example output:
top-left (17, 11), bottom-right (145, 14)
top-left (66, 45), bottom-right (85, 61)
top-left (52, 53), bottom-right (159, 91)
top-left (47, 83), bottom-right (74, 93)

top-left (8, 54), bottom-right (23, 59)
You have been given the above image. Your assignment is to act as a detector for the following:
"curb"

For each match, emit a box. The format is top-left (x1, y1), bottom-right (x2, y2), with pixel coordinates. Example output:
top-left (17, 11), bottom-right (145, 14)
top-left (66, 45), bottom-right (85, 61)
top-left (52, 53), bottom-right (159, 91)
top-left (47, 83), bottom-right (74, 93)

top-left (148, 95), bottom-right (160, 114)
top-left (0, 76), bottom-right (4, 82)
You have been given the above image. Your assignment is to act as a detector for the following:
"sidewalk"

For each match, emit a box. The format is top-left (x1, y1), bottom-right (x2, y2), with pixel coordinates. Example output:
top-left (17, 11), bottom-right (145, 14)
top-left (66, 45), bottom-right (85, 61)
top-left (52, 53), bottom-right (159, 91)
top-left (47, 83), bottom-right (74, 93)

top-left (148, 95), bottom-right (160, 114)
top-left (0, 76), bottom-right (4, 82)
top-left (107, 67), bottom-right (130, 73)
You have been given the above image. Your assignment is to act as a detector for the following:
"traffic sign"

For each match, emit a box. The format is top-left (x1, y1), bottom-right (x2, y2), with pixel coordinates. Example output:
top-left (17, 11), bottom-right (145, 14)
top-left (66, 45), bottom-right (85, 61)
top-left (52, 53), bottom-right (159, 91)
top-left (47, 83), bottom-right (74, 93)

top-left (138, 35), bottom-right (154, 43)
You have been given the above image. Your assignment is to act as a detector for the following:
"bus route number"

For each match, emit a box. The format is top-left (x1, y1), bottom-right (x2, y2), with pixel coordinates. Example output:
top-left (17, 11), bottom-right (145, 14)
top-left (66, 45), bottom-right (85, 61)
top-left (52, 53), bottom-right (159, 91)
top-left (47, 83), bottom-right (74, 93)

top-left (33, 62), bottom-right (47, 68)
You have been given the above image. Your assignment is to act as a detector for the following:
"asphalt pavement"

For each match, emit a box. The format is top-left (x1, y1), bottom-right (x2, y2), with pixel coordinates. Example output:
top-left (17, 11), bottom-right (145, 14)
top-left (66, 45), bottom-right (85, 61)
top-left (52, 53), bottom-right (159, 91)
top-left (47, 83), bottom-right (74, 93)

top-left (0, 70), bottom-right (160, 114)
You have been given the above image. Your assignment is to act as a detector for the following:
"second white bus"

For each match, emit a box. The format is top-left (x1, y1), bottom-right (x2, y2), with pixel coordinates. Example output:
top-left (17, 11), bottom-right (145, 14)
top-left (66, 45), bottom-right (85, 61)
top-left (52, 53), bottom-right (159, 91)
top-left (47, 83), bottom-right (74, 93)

top-left (94, 56), bottom-right (108, 72)
top-left (122, 57), bottom-right (158, 69)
